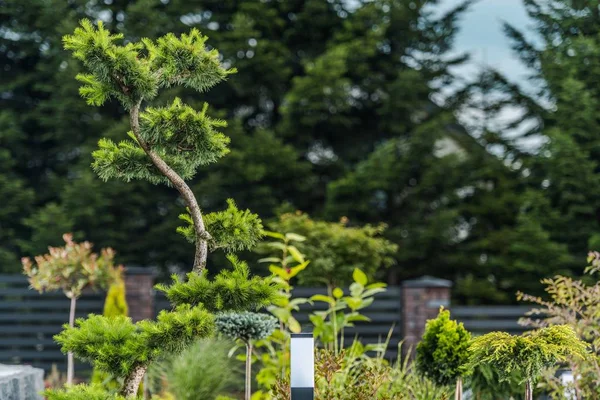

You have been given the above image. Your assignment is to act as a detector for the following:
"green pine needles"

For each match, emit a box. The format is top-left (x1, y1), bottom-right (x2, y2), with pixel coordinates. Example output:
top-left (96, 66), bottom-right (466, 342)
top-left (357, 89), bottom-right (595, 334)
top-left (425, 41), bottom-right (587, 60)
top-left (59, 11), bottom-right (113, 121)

top-left (178, 199), bottom-right (264, 252)
top-left (416, 307), bottom-right (471, 400)
top-left (63, 19), bottom-right (254, 273)
top-left (469, 325), bottom-right (589, 400)
top-left (156, 255), bottom-right (279, 312)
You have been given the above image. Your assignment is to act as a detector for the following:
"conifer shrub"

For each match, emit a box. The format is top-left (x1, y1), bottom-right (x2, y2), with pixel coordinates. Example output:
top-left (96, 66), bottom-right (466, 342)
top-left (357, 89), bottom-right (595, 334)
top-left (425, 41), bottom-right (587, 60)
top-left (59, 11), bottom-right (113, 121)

top-left (469, 325), bottom-right (589, 400)
top-left (416, 307), bottom-right (471, 400)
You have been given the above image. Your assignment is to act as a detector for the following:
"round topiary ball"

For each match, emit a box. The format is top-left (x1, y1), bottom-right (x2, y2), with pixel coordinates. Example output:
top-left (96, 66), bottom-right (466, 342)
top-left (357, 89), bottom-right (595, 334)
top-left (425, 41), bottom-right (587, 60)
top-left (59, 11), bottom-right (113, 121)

top-left (215, 312), bottom-right (278, 342)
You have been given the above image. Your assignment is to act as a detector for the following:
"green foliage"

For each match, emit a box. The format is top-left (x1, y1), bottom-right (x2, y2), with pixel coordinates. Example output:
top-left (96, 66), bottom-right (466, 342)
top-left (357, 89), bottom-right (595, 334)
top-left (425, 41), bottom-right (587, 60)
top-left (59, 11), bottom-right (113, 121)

top-left (22, 233), bottom-right (118, 298)
top-left (156, 255), bottom-right (279, 312)
top-left (63, 20), bottom-right (157, 108)
top-left (248, 232), bottom-right (310, 397)
top-left (265, 212), bottom-right (397, 286)
top-left (93, 98), bottom-right (230, 185)
top-left (215, 312), bottom-right (278, 343)
top-left (272, 345), bottom-right (451, 400)
top-left (44, 384), bottom-right (130, 400)
top-left (145, 29), bottom-right (236, 92)
top-left (469, 325), bottom-right (588, 385)
top-left (178, 199), bottom-right (264, 252)
top-left (55, 305), bottom-right (215, 378)
top-left (467, 364), bottom-right (523, 400)
top-left (148, 339), bottom-right (241, 400)
top-left (309, 268), bottom-right (386, 353)
top-left (416, 307), bottom-right (471, 386)
top-left (92, 275), bottom-right (128, 390)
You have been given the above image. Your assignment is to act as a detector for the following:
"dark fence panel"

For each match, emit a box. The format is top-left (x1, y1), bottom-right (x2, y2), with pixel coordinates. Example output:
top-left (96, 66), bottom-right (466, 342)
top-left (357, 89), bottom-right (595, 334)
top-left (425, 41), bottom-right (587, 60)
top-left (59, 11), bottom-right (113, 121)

top-left (0, 275), bottom-right (105, 373)
top-left (452, 306), bottom-right (535, 335)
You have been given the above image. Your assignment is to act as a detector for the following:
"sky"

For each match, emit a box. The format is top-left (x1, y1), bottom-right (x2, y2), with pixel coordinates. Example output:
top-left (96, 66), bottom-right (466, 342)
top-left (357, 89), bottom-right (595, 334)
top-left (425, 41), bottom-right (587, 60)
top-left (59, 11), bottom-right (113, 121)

top-left (442, 0), bottom-right (533, 86)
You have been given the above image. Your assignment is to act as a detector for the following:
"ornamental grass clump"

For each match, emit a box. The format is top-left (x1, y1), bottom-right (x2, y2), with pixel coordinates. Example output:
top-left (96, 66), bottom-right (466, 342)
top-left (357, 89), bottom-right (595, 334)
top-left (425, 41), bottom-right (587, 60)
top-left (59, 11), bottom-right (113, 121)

top-left (216, 312), bottom-right (278, 400)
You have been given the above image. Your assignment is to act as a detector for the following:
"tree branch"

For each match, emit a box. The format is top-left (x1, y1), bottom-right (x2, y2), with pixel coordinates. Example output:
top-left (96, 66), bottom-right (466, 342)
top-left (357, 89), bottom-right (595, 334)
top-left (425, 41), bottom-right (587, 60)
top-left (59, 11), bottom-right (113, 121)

top-left (129, 101), bottom-right (209, 274)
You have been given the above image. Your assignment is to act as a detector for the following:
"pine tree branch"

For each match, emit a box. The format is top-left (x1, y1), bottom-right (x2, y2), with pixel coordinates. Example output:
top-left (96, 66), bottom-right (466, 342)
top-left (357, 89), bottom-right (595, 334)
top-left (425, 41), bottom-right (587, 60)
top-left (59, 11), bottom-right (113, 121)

top-left (129, 101), bottom-right (210, 273)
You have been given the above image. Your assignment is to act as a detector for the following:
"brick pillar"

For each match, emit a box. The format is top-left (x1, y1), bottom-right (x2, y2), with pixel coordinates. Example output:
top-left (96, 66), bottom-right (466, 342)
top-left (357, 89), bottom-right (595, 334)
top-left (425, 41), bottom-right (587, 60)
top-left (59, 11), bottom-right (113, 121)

top-left (401, 276), bottom-right (452, 356)
top-left (124, 266), bottom-right (157, 322)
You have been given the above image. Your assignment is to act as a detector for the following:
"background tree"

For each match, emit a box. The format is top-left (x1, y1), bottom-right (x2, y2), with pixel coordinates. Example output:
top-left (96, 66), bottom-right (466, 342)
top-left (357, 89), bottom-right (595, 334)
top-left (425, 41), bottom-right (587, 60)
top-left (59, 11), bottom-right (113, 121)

top-left (517, 251), bottom-right (600, 398)
top-left (469, 325), bottom-right (588, 400)
top-left (1, 0), bottom-right (496, 300)
top-left (416, 307), bottom-right (471, 400)
top-left (22, 233), bottom-right (119, 385)
top-left (487, 0), bottom-right (600, 284)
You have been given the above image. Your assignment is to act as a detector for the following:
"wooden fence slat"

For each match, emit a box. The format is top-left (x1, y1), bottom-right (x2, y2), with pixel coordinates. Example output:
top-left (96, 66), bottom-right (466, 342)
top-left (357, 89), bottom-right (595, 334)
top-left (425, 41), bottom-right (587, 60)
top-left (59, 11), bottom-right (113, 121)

top-left (0, 300), bottom-right (103, 310)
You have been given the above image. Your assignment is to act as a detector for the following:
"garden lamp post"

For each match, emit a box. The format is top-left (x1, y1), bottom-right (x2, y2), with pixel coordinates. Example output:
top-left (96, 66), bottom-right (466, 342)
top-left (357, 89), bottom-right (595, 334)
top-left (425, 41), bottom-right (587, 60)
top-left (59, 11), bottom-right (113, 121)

top-left (290, 332), bottom-right (314, 400)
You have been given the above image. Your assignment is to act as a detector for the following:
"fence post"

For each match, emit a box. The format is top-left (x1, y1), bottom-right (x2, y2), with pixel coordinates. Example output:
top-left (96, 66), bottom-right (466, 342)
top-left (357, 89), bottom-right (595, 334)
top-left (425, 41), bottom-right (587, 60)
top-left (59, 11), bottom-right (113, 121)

top-left (124, 266), bottom-right (157, 322)
top-left (401, 276), bottom-right (452, 356)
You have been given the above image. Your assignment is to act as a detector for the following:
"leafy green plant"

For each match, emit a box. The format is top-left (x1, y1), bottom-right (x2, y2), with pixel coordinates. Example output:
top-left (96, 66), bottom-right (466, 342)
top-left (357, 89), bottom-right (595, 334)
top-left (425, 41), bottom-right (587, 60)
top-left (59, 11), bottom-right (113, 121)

top-left (22, 233), bottom-right (120, 385)
top-left (309, 268), bottom-right (386, 354)
top-left (518, 251), bottom-right (600, 398)
top-left (272, 344), bottom-right (450, 400)
top-left (266, 212), bottom-right (397, 286)
top-left (469, 325), bottom-right (589, 400)
top-left (248, 231), bottom-right (310, 397)
top-left (216, 312), bottom-right (278, 400)
top-left (416, 307), bottom-right (471, 400)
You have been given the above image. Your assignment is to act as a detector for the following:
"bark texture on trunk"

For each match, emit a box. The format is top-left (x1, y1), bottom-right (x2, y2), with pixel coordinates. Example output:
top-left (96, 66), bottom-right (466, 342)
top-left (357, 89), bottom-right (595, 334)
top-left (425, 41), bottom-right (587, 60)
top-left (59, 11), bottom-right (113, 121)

top-left (525, 380), bottom-right (533, 400)
top-left (129, 103), bottom-right (209, 273)
top-left (67, 296), bottom-right (77, 385)
top-left (121, 364), bottom-right (147, 398)
top-left (455, 376), bottom-right (463, 400)
top-left (245, 343), bottom-right (253, 400)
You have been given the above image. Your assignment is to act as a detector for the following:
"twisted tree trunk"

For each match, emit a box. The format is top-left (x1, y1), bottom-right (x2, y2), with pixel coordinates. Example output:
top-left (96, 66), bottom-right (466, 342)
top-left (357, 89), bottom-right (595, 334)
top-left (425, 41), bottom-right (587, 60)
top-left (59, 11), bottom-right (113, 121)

top-left (121, 364), bottom-right (147, 398)
top-left (129, 103), bottom-right (210, 274)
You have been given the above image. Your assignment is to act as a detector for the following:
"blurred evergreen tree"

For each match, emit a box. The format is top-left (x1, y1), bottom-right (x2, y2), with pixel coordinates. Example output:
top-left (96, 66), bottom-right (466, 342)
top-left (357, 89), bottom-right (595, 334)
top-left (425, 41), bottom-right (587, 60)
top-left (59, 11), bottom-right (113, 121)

top-left (0, 0), bottom-right (477, 281)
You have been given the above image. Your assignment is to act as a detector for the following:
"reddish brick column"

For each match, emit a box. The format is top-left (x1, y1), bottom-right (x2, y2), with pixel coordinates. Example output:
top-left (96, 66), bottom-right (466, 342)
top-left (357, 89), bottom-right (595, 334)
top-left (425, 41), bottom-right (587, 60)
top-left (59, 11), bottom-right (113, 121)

top-left (124, 266), bottom-right (157, 322)
top-left (401, 276), bottom-right (452, 356)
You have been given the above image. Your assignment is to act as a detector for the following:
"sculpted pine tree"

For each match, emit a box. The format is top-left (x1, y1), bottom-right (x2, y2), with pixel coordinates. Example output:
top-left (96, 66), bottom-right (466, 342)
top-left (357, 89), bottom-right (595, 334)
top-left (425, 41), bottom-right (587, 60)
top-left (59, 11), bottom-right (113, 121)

top-left (63, 20), bottom-right (262, 273)
top-left (45, 21), bottom-right (278, 399)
